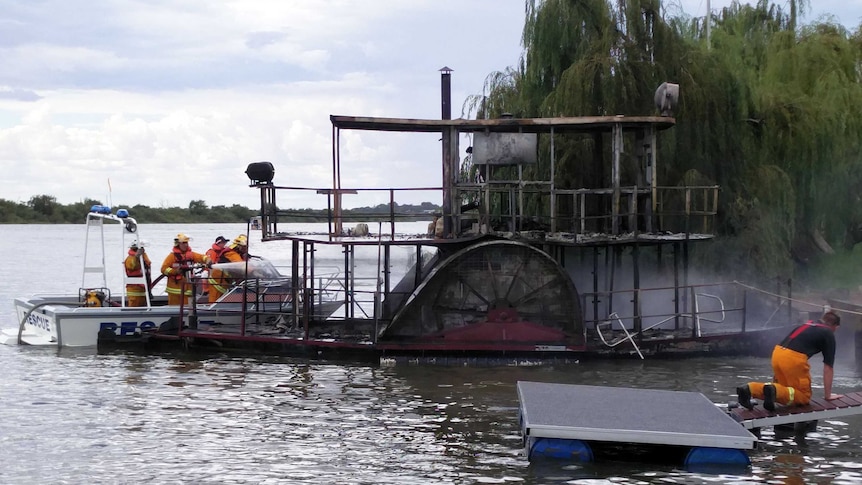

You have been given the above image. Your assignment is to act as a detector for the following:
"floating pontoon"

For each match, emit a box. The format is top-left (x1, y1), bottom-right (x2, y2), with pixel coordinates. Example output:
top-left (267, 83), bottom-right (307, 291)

top-left (517, 381), bottom-right (754, 467)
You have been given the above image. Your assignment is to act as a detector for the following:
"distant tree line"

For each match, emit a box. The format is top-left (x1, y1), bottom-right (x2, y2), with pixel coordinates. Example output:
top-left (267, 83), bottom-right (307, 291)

top-left (0, 195), bottom-right (441, 224)
top-left (268, 201), bottom-right (441, 223)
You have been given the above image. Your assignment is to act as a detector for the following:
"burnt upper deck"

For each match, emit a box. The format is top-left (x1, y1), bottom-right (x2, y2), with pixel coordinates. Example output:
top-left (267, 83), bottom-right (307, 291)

top-left (329, 114), bottom-right (676, 133)
top-left (255, 113), bottom-right (716, 245)
top-left (259, 229), bottom-right (714, 248)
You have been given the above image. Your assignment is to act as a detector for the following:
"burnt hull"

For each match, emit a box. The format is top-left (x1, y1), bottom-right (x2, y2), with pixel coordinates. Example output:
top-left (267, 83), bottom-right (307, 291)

top-left (99, 319), bottom-right (789, 364)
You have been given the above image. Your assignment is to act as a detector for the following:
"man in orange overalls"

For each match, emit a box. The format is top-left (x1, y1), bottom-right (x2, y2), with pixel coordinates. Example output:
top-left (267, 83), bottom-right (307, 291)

top-left (737, 310), bottom-right (843, 411)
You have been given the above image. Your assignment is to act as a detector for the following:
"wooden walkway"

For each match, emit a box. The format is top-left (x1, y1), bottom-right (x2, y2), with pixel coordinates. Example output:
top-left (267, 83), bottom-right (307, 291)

top-left (730, 391), bottom-right (862, 429)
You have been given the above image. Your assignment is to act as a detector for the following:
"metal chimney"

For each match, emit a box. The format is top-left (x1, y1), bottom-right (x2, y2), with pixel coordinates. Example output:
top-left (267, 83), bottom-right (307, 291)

top-left (440, 66), bottom-right (452, 120)
top-left (440, 67), bottom-right (454, 237)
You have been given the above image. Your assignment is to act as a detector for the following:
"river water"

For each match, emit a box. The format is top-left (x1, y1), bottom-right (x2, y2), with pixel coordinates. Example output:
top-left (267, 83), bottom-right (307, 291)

top-left (2, 223), bottom-right (862, 484)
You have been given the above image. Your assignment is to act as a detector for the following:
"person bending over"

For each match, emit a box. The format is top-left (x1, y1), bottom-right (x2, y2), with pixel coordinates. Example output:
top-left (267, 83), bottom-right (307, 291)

top-left (737, 310), bottom-right (843, 411)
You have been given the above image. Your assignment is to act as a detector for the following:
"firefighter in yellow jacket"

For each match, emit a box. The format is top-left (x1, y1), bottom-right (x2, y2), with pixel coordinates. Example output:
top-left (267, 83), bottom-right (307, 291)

top-left (124, 241), bottom-right (152, 307)
top-left (207, 234), bottom-right (249, 303)
top-left (161, 233), bottom-right (210, 305)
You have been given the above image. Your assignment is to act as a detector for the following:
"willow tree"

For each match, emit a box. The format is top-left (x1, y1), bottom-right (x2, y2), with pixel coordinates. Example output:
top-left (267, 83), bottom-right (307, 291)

top-left (707, 5), bottom-right (862, 272)
top-left (466, 0), bottom-right (686, 222)
top-left (469, 0), bottom-right (862, 286)
top-left (756, 22), bottom-right (862, 248)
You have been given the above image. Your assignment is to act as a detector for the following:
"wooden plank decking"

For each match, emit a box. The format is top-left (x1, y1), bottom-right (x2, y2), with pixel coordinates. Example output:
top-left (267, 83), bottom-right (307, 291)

top-left (730, 391), bottom-right (862, 429)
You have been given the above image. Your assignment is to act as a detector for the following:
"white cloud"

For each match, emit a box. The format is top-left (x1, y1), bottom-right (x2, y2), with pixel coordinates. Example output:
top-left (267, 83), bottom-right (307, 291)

top-left (0, 0), bottom-right (858, 214)
top-left (0, 0), bottom-right (526, 208)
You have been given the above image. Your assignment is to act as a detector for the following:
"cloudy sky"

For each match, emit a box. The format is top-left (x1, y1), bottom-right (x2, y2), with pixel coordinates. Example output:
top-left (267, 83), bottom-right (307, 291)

top-left (1, 1), bottom-right (860, 212)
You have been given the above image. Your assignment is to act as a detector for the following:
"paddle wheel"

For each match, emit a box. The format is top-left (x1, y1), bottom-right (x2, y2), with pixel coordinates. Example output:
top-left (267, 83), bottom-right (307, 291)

top-left (380, 240), bottom-right (583, 346)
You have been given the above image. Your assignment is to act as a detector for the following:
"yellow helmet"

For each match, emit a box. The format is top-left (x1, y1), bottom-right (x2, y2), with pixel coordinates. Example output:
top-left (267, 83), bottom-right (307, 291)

top-left (174, 233), bottom-right (191, 245)
top-left (233, 234), bottom-right (248, 246)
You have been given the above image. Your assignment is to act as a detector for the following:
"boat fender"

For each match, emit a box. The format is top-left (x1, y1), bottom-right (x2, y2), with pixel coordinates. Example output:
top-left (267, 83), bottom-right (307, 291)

top-left (125, 220), bottom-right (138, 233)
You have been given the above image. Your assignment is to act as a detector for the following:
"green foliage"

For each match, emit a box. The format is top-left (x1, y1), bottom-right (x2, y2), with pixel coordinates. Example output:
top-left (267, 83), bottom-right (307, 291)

top-left (188, 199), bottom-right (208, 215)
top-left (28, 194), bottom-right (58, 217)
top-left (804, 244), bottom-right (862, 291)
top-left (472, 0), bottom-right (862, 286)
top-left (0, 199), bottom-right (35, 223)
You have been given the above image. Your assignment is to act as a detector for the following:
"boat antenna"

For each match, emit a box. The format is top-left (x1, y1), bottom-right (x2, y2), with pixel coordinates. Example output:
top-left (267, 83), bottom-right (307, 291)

top-left (107, 177), bottom-right (113, 208)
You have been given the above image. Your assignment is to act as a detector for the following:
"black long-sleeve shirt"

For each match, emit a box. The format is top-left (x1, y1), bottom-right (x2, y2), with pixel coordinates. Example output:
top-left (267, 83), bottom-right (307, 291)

top-left (779, 321), bottom-right (837, 367)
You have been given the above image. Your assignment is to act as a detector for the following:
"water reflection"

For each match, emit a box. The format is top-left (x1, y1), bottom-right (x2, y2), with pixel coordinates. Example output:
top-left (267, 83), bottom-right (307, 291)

top-left (2, 341), bottom-right (862, 482)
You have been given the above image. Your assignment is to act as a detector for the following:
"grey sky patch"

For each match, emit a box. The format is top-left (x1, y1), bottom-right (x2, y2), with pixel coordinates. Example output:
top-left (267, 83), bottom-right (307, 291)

top-left (0, 88), bottom-right (41, 102)
top-left (245, 31), bottom-right (286, 49)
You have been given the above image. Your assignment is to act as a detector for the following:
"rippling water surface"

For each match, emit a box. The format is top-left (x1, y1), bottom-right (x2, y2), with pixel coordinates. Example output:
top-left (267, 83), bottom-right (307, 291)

top-left (2, 224), bottom-right (862, 483)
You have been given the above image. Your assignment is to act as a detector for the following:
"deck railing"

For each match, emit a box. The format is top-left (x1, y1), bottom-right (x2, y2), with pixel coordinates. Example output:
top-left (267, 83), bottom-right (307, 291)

top-left (257, 183), bottom-right (719, 240)
top-left (584, 280), bottom-right (798, 356)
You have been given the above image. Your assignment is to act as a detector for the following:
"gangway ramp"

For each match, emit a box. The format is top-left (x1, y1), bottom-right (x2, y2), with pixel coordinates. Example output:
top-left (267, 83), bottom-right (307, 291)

top-left (730, 391), bottom-right (862, 430)
top-left (517, 381), bottom-right (756, 466)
